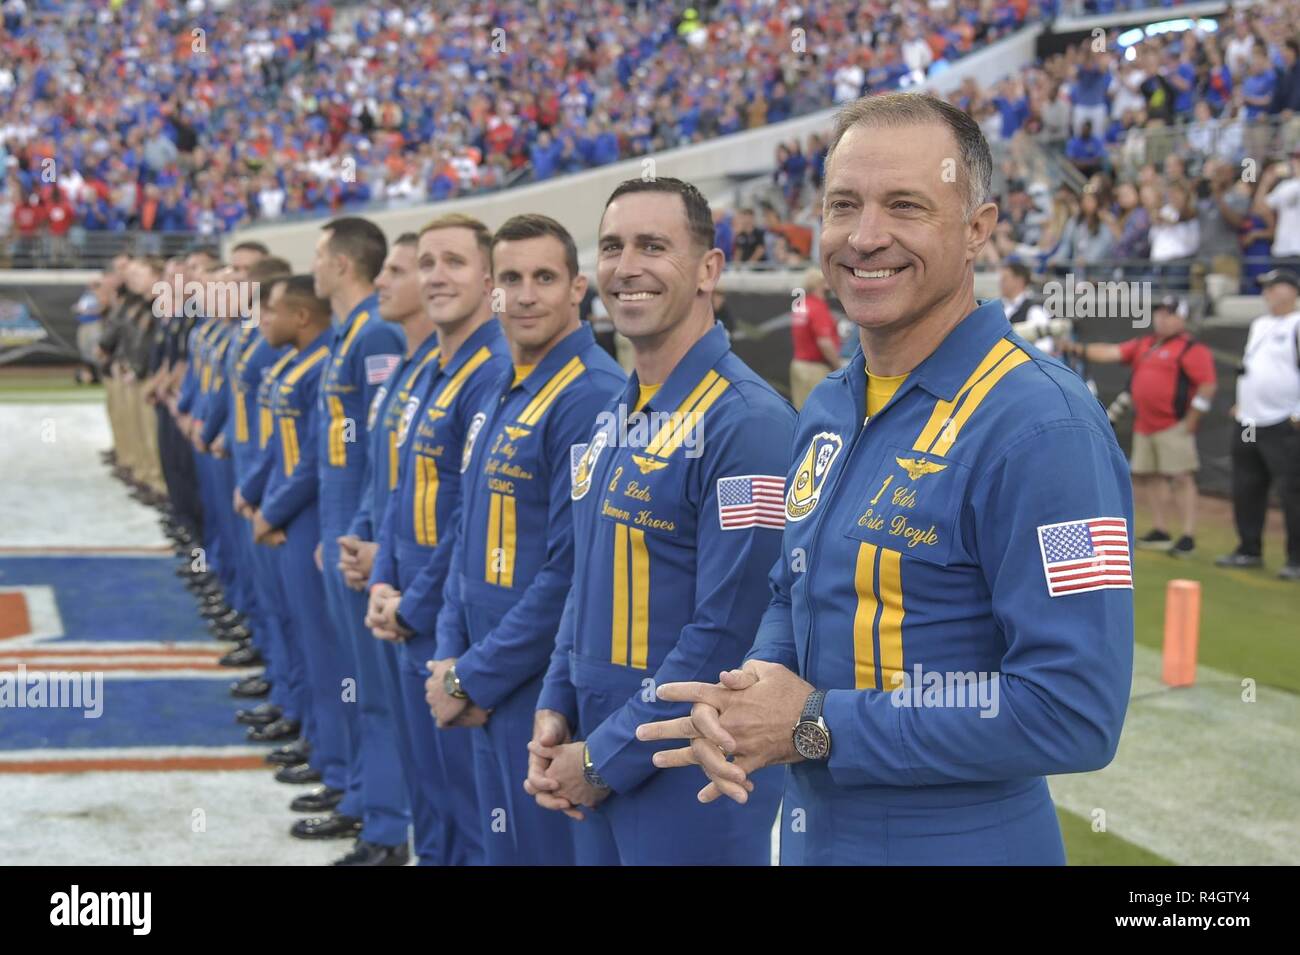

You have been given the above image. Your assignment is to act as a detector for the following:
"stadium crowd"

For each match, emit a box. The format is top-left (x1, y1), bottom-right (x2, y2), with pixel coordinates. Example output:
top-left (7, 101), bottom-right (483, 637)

top-left (0, 0), bottom-right (1044, 263)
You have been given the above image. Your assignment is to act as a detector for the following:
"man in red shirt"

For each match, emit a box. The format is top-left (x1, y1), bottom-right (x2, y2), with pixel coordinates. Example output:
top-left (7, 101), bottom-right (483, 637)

top-left (12, 192), bottom-right (45, 265)
top-left (1066, 295), bottom-right (1217, 555)
top-left (45, 185), bottom-right (76, 267)
top-left (789, 267), bottom-right (842, 408)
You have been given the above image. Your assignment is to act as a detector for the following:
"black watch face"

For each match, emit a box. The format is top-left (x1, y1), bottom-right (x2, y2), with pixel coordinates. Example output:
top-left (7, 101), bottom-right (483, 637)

top-left (794, 722), bottom-right (829, 760)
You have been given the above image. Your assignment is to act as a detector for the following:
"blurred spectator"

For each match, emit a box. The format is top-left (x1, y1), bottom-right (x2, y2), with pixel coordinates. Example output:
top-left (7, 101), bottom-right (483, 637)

top-left (1258, 153), bottom-right (1300, 266)
top-left (1196, 158), bottom-right (1250, 292)
top-left (1149, 182), bottom-right (1200, 282)
top-left (789, 267), bottom-right (841, 409)
top-left (1050, 189), bottom-right (1116, 274)
top-left (732, 207), bottom-right (765, 266)
top-left (1066, 119), bottom-right (1107, 176)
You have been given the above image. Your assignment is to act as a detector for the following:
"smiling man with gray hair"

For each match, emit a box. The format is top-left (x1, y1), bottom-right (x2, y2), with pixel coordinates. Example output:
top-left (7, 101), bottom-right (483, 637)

top-left (638, 92), bottom-right (1135, 865)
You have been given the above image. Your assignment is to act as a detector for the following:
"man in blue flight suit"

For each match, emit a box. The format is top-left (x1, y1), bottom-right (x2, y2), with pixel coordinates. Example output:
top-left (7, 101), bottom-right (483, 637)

top-left (306, 217), bottom-right (409, 859)
top-left (250, 276), bottom-right (357, 847)
top-left (525, 179), bottom-right (794, 865)
top-left (335, 232), bottom-right (445, 864)
top-left (181, 284), bottom-right (249, 648)
top-left (639, 94), bottom-right (1134, 865)
top-left (237, 289), bottom-right (319, 765)
top-left (226, 254), bottom-right (299, 728)
top-left (365, 214), bottom-right (510, 865)
top-left (426, 214), bottom-right (625, 865)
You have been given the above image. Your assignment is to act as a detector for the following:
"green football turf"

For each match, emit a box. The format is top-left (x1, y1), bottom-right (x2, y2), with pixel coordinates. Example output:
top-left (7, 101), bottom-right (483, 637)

top-left (1058, 807), bottom-right (1172, 865)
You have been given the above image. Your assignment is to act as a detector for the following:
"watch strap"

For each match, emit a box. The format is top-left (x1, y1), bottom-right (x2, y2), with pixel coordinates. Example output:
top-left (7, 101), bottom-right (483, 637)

top-left (800, 689), bottom-right (827, 724)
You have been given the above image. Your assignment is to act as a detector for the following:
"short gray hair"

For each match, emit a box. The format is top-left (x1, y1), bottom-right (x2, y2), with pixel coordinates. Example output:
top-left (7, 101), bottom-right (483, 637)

top-left (826, 92), bottom-right (993, 221)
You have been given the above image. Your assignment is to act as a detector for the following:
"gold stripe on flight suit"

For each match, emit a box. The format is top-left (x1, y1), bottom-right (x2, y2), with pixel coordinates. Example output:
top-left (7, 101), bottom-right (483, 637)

top-left (653, 376), bottom-right (730, 460)
top-left (259, 407), bottom-right (274, 449)
top-left (876, 548), bottom-right (905, 690)
top-left (925, 349), bottom-right (1030, 457)
top-left (911, 339), bottom-right (1016, 452)
top-left (282, 345), bottom-right (330, 386)
top-left (279, 418), bottom-right (299, 476)
top-left (518, 357), bottom-right (586, 426)
top-left (851, 543), bottom-right (879, 689)
top-left (388, 431), bottom-right (399, 490)
top-left (484, 492), bottom-right (502, 582)
top-left (611, 523), bottom-right (630, 666)
top-left (328, 395), bottom-right (347, 466)
top-left (336, 311), bottom-right (371, 359)
top-left (234, 387), bottom-right (249, 443)
top-left (499, 494), bottom-right (517, 588)
top-left (433, 346), bottom-right (493, 409)
top-left (643, 370), bottom-right (720, 456)
top-left (414, 456), bottom-right (439, 547)
top-left (629, 528), bottom-right (650, 668)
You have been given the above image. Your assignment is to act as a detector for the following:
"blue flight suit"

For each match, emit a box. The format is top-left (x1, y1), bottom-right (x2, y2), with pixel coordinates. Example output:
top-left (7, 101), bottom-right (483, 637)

top-left (371, 317), bottom-right (510, 865)
top-left (241, 346), bottom-right (317, 752)
top-left (203, 320), bottom-right (258, 643)
top-left (748, 301), bottom-right (1134, 866)
top-left (230, 325), bottom-right (292, 708)
top-left (177, 318), bottom-right (227, 583)
top-left (317, 295), bottom-right (407, 847)
top-left (538, 322), bottom-right (793, 865)
top-left (260, 333), bottom-right (350, 790)
top-left (438, 324), bottom-right (624, 865)
top-left (360, 332), bottom-right (444, 863)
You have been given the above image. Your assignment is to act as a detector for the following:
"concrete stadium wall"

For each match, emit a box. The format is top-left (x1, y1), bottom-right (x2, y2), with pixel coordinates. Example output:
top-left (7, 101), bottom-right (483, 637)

top-left (228, 24), bottom-right (1045, 271)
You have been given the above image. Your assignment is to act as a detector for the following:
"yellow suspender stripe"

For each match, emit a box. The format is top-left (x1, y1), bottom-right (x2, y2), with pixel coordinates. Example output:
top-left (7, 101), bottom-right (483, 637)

top-left (336, 311), bottom-right (370, 360)
top-left (518, 356), bottom-right (585, 426)
top-left (483, 493), bottom-right (518, 587)
top-left (876, 549), bottom-right (905, 689)
top-left (644, 370), bottom-right (718, 456)
top-left (234, 389), bottom-right (249, 443)
top-left (609, 524), bottom-right (651, 668)
top-left (280, 418), bottom-right (299, 476)
top-left (611, 524), bottom-right (629, 665)
top-left (283, 346), bottom-right (330, 385)
top-left (926, 349), bottom-right (1030, 457)
top-left (259, 408), bottom-right (273, 450)
top-left (328, 395), bottom-right (346, 467)
top-left (388, 431), bottom-right (399, 490)
top-left (499, 495), bottom-right (516, 588)
top-left (912, 339), bottom-right (1016, 453)
top-left (629, 528), bottom-right (650, 668)
top-left (434, 347), bottom-right (492, 409)
top-left (851, 544), bottom-right (905, 690)
top-left (414, 457), bottom-right (439, 546)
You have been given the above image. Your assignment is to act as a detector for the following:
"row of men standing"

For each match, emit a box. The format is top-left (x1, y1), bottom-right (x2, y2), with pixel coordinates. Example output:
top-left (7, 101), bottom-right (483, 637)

top-left (111, 187), bottom-right (794, 865)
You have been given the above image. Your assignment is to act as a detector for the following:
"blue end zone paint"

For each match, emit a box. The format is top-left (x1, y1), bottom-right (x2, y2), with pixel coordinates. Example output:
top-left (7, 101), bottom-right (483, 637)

top-left (0, 678), bottom-right (254, 750)
top-left (0, 556), bottom-right (210, 642)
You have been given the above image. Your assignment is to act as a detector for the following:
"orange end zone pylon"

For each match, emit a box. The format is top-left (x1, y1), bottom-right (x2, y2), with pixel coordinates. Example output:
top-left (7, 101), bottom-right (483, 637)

top-left (1162, 579), bottom-right (1202, 687)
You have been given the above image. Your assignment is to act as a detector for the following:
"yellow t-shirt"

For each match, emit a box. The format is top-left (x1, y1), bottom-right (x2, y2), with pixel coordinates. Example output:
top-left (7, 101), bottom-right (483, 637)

top-left (634, 382), bottom-right (661, 412)
top-left (866, 372), bottom-right (907, 418)
top-left (512, 364), bottom-right (535, 388)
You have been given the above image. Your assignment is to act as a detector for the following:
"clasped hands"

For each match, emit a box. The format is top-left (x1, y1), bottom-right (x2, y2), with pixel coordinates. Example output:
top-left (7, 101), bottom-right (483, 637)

top-left (634, 660), bottom-right (813, 804)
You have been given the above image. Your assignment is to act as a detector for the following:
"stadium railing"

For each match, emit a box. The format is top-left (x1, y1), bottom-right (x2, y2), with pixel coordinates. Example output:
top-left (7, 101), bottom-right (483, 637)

top-left (1, 231), bottom-right (202, 271)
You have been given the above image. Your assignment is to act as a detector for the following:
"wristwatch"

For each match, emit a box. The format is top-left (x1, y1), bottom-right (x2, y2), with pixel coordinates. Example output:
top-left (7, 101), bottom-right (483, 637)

top-left (582, 743), bottom-right (610, 790)
top-left (792, 689), bottom-right (831, 761)
top-left (443, 664), bottom-right (469, 700)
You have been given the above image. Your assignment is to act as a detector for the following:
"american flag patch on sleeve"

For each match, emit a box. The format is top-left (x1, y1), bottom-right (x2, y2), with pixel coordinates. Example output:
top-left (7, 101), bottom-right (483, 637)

top-left (365, 353), bottom-right (400, 385)
top-left (1037, 517), bottom-right (1132, 597)
top-left (717, 475), bottom-right (786, 530)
